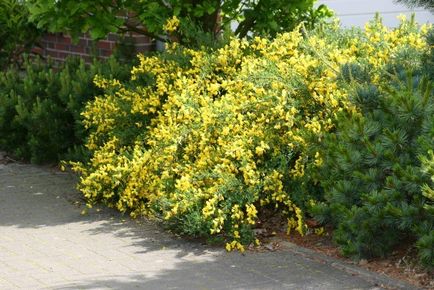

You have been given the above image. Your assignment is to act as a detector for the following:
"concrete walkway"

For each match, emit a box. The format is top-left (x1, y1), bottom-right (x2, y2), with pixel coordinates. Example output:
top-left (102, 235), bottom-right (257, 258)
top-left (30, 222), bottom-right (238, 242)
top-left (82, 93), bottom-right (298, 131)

top-left (0, 162), bottom-right (419, 290)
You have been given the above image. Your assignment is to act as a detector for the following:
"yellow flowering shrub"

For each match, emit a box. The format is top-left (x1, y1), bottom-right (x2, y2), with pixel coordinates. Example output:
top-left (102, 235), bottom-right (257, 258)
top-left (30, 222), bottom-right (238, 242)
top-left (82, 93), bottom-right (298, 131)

top-left (71, 17), bottom-right (430, 250)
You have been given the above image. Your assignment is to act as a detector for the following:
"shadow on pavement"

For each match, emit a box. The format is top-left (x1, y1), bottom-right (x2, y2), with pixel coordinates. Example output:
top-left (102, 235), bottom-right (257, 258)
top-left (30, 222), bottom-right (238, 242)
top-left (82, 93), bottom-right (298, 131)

top-left (51, 250), bottom-right (379, 290)
top-left (0, 164), bottom-right (399, 290)
top-left (0, 163), bottom-right (211, 257)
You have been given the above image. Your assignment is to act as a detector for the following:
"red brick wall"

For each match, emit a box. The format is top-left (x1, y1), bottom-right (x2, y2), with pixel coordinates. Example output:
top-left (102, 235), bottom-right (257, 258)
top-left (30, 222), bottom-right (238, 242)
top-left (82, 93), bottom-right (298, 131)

top-left (36, 32), bottom-right (155, 63)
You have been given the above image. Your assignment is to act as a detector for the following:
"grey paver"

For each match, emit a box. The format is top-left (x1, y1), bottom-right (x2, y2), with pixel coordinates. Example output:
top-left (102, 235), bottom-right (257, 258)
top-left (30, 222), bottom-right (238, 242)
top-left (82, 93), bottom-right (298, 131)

top-left (0, 162), bottom-right (421, 290)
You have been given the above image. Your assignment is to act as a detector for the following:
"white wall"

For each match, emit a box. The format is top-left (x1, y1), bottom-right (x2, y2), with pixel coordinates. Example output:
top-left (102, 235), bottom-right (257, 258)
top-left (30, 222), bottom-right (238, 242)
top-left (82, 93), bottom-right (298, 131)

top-left (318, 0), bottom-right (433, 27)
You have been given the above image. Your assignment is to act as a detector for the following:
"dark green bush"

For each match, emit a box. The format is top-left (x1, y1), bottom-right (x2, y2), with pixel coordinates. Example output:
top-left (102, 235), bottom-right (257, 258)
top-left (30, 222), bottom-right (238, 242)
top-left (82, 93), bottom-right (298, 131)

top-left (414, 29), bottom-right (434, 268)
top-left (0, 0), bottom-right (43, 69)
top-left (312, 61), bottom-right (433, 267)
top-left (418, 147), bottom-right (434, 268)
top-left (0, 56), bottom-right (132, 164)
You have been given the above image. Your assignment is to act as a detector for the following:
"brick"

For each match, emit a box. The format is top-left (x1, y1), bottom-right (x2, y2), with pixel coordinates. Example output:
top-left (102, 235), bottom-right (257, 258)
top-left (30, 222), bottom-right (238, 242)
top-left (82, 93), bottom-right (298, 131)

top-left (99, 49), bottom-right (113, 57)
top-left (70, 45), bottom-right (86, 54)
top-left (0, 162), bottom-right (405, 290)
top-left (57, 51), bottom-right (69, 60)
top-left (97, 41), bottom-right (112, 50)
top-left (58, 35), bottom-right (72, 45)
top-left (54, 43), bottom-right (70, 51)
top-left (44, 50), bottom-right (59, 58)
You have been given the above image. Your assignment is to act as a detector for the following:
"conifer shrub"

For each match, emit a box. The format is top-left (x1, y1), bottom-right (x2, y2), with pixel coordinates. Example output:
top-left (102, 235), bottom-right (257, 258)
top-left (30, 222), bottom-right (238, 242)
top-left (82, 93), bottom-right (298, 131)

top-left (311, 39), bottom-right (433, 266)
top-left (418, 148), bottom-right (434, 268)
top-left (0, 57), bottom-right (132, 163)
top-left (0, 0), bottom-right (42, 69)
top-left (415, 29), bottom-right (434, 268)
top-left (71, 18), bottom-right (430, 251)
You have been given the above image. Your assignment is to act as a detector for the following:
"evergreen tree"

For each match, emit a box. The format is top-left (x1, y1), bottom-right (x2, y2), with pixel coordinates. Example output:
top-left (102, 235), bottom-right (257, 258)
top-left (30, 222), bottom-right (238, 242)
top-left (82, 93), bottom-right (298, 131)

top-left (314, 63), bottom-right (434, 266)
top-left (0, 57), bottom-right (132, 163)
top-left (417, 149), bottom-right (434, 268)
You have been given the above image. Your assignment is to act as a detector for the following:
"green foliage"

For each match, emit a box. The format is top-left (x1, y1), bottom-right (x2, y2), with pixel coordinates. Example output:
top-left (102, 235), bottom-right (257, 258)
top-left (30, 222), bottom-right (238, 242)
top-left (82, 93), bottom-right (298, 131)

top-left (313, 60), bottom-right (434, 267)
top-left (422, 28), bottom-right (434, 79)
top-left (0, 57), bottom-right (132, 164)
top-left (26, 0), bottom-right (332, 46)
top-left (396, 0), bottom-right (434, 12)
top-left (415, 30), bottom-right (434, 267)
top-left (230, 0), bottom-right (332, 38)
top-left (0, 0), bottom-right (43, 69)
top-left (418, 150), bottom-right (434, 268)
top-left (70, 18), bottom-right (429, 253)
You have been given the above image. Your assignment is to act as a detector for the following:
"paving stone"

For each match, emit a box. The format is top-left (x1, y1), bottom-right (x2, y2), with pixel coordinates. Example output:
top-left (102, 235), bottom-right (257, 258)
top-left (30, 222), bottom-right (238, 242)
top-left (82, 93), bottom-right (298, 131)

top-left (0, 163), bottom-right (420, 290)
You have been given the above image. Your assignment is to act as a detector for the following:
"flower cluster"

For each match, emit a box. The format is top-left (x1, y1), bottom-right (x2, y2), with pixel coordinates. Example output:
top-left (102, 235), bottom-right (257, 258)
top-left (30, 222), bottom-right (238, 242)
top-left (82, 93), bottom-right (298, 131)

top-left (72, 17), bottom-right (429, 250)
top-left (163, 16), bottom-right (180, 33)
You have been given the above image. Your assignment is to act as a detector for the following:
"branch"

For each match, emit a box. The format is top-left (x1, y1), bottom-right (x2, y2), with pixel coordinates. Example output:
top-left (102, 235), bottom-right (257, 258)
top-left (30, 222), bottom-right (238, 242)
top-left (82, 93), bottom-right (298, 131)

top-left (119, 22), bottom-right (167, 42)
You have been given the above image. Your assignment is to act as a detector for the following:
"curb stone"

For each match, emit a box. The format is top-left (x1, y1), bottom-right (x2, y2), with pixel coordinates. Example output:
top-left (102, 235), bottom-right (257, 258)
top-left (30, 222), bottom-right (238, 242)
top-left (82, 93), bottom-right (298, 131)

top-left (274, 238), bottom-right (422, 290)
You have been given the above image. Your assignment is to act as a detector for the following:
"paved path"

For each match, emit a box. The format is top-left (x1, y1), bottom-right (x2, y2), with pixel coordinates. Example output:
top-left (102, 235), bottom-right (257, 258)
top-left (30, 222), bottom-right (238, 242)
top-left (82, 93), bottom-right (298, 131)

top-left (0, 163), bottom-right (418, 290)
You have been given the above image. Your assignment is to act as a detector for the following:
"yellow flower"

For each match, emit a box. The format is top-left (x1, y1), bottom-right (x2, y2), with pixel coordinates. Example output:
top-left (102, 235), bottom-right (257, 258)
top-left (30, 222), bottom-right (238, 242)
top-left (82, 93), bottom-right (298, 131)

top-left (246, 204), bottom-right (258, 225)
top-left (255, 141), bottom-right (270, 156)
top-left (73, 17), bottom-right (428, 253)
top-left (314, 152), bottom-right (323, 167)
top-left (225, 242), bottom-right (232, 251)
top-left (163, 16), bottom-right (180, 33)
